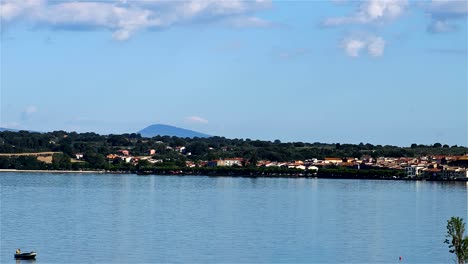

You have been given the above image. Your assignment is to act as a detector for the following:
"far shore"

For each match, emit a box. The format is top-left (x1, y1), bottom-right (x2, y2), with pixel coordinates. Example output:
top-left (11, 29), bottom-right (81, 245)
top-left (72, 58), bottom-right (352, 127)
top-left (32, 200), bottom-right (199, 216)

top-left (0, 169), bottom-right (127, 174)
top-left (1, 169), bottom-right (467, 182)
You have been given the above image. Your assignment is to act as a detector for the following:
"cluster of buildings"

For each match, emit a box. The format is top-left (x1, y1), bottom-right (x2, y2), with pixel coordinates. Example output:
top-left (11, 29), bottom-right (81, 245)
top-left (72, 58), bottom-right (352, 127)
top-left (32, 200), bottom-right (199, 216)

top-left (402, 156), bottom-right (468, 180)
top-left (95, 149), bottom-right (468, 180)
top-left (104, 150), bottom-right (162, 164)
top-left (260, 156), bottom-right (468, 180)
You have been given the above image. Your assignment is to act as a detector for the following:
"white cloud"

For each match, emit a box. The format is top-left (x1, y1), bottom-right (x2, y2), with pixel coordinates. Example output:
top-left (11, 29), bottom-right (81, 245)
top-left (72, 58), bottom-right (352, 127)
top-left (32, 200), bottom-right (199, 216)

top-left (428, 20), bottom-right (457, 33)
top-left (322, 1), bottom-right (396, 57)
top-left (226, 16), bottom-right (272, 28)
top-left (185, 116), bottom-right (209, 124)
top-left (425, 0), bottom-right (467, 34)
top-left (0, 0), bottom-right (44, 22)
top-left (343, 38), bottom-right (366, 57)
top-left (0, 0), bottom-right (272, 40)
top-left (323, 0), bottom-right (408, 26)
top-left (0, 121), bottom-right (20, 128)
top-left (427, 48), bottom-right (467, 55)
top-left (426, 0), bottom-right (468, 18)
top-left (330, 0), bottom-right (350, 5)
top-left (278, 48), bottom-right (309, 60)
top-left (24, 105), bottom-right (37, 114)
top-left (21, 105), bottom-right (38, 120)
top-left (342, 35), bottom-right (385, 57)
top-left (367, 36), bottom-right (385, 56)
top-left (214, 40), bottom-right (243, 52)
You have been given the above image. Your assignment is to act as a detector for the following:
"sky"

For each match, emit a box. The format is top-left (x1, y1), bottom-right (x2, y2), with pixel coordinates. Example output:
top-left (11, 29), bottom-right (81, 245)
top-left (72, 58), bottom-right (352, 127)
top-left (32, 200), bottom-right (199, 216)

top-left (0, 0), bottom-right (467, 147)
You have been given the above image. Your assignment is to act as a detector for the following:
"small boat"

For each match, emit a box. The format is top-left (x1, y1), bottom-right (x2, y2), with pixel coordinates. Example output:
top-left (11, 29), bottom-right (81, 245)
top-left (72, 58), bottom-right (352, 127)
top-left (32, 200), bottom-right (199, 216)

top-left (14, 252), bottom-right (37, 259)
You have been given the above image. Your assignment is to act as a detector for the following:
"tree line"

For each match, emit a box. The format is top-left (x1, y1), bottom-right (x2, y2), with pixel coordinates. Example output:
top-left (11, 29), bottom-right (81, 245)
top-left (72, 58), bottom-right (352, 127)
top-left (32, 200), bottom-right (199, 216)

top-left (0, 130), bottom-right (466, 171)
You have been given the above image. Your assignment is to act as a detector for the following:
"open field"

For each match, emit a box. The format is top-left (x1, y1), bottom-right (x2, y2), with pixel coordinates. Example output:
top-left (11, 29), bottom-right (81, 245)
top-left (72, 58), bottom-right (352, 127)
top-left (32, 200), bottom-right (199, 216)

top-left (0, 169), bottom-right (105, 173)
top-left (0, 152), bottom-right (61, 156)
top-left (0, 152), bottom-right (63, 164)
top-left (37, 156), bottom-right (53, 163)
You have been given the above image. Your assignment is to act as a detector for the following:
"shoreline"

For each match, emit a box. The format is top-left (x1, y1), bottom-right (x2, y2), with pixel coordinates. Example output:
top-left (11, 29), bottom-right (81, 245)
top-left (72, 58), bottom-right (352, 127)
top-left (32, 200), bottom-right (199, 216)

top-left (0, 169), bottom-right (127, 174)
top-left (1, 169), bottom-right (467, 182)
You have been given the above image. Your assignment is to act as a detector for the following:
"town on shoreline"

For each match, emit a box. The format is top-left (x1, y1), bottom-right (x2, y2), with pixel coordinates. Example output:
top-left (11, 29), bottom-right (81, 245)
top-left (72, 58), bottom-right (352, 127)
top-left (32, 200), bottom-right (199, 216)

top-left (0, 130), bottom-right (467, 181)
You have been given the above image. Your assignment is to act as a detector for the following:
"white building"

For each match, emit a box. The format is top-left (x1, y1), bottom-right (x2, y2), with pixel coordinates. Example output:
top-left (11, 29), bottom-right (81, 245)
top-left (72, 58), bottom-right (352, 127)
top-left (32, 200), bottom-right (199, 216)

top-left (289, 165), bottom-right (306, 170)
top-left (122, 157), bottom-right (133, 163)
top-left (175, 146), bottom-right (186, 153)
top-left (443, 168), bottom-right (468, 179)
top-left (405, 166), bottom-right (425, 178)
top-left (224, 158), bottom-right (243, 167)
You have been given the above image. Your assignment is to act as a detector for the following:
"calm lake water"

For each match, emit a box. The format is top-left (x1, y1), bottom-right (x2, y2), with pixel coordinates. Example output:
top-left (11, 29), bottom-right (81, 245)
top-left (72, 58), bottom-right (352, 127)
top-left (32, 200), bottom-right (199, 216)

top-left (0, 172), bottom-right (467, 263)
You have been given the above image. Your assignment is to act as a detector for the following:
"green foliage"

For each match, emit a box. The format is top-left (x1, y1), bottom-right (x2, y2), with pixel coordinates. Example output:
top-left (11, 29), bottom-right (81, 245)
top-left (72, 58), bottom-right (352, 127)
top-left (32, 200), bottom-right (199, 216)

top-left (445, 217), bottom-right (468, 264)
top-left (52, 153), bottom-right (72, 170)
top-left (136, 159), bottom-right (151, 170)
top-left (0, 156), bottom-right (47, 170)
top-left (187, 141), bottom-right (208, 156)
top-left (0, 130), bottom-right (467, 172)
top-left (0, 157), bottom-right (11, 168)
top-left (85, 153), bottom-right (107, 169)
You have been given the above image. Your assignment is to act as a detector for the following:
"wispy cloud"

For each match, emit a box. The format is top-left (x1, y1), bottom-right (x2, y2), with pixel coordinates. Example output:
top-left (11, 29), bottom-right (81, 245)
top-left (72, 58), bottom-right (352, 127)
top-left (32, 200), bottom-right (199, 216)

top-left (0, 121), bottom-right (20, 128)
top-left (343, 38), bottom-right (366, 57)
top-left (342, 35), bottom-right (385, 57)
top-left (213, 40), bottom-right (243, 52)
top-left (427, 20), bottom-right (457, 33)
top-left (185, 116), bottom-right (209, 124)
top-left (425, 0), bottom-right (467, 34)
top-left (277, 48), bottom-right (309, 60)
top-left (427, 48), bottom-right (467, 55)
top-left (226, 16), bottom-right (273, 28)
top-left (367, 36), bottom-right (385, 57)
top-left (21, 105), bottom-right (38, 121)
top-left (0, 0), bottom-right (273, 40)
top-left (322, 0), bottom-right (403, 58)
top-left (323, 0), bottom-right (408, 26)
top-left (330, 0), bottom-right (350, 5)
top-left (426, 0), bottom-right (468, 19)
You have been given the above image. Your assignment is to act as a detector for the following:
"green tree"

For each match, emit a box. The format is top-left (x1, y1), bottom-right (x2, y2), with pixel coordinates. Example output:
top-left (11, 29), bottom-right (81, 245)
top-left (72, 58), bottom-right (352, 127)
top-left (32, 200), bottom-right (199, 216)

top-left (136, 159), bottom-right (151, 170)
top-left (0, 157), bottom-right (12, 169)
top-left (52, 153), bottom-right (72, 170)
top-left (445, 217), bottom-right (468, 264)
top-left (85, 153), bottom-right (107, 169)
top-left (248, 152), bottom-right (258, 167)
top-left (187, 141), bottom-right (208, 156)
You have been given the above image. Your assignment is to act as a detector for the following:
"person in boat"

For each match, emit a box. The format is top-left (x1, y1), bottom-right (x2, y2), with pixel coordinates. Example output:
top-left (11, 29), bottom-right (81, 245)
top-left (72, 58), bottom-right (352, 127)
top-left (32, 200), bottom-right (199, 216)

top-left (16, 249), bottom-right (21, 254)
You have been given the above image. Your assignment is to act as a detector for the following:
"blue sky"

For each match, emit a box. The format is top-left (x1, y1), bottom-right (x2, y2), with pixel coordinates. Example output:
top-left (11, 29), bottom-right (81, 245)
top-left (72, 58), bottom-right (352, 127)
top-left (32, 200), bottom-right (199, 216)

top-left (0, 0), bottom-right (467, 146)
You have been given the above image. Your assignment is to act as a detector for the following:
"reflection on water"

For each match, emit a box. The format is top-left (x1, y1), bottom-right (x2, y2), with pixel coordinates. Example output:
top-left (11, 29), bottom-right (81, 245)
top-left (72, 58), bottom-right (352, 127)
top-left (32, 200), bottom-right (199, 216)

top-left (16, 259), bottom-right (36, 264)
top-left (415, 180), bottom-right (421, 192)
top-left (1, 173), bottom-right (467, 263)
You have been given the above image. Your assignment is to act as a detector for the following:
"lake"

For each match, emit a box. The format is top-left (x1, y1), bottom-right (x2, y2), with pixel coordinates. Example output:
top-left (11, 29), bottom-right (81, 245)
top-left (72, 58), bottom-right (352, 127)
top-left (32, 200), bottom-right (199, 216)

top-left (1, 172), bottom-right (466, 263)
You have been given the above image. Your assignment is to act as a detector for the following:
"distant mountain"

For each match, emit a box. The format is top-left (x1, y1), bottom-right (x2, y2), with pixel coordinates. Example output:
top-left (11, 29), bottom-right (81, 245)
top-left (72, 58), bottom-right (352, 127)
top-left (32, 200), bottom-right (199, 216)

top-left (0, 127), bottom-right (38, 133)
top-left (138, 124), bottom-right (210, 138)
top-left (0, 127), bottom-right (19, 132)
